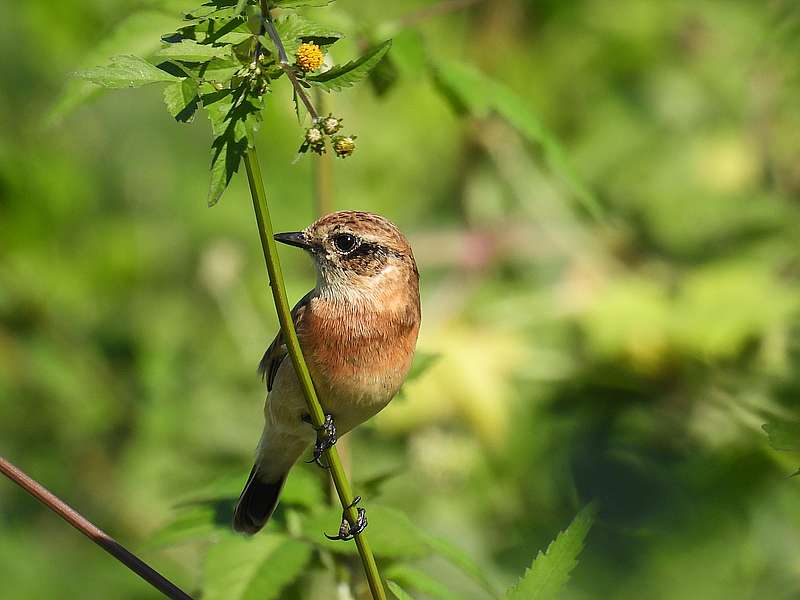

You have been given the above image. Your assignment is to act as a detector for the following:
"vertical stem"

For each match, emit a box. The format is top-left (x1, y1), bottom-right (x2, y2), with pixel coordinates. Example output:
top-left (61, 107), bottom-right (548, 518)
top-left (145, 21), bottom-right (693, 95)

top-left (243, 146), bottom-right (386, 600)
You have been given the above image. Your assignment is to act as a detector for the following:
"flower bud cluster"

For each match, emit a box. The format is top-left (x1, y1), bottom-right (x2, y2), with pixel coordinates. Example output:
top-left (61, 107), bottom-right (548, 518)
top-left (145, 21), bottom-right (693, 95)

top-left (299, 114), bottom-right (356, 157)
top-left (231, 54), bottom-right (273, 95)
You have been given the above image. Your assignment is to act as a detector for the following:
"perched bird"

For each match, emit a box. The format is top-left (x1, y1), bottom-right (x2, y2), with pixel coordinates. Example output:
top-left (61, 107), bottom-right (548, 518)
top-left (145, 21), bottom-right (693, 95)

top-left (233, 211), bottom-right (421, 534)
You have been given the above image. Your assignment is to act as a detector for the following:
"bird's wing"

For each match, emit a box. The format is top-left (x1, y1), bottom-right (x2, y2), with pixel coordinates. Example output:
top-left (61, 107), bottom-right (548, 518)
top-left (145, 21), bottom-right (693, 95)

top-left (258, 291), bottom-right (313, 392)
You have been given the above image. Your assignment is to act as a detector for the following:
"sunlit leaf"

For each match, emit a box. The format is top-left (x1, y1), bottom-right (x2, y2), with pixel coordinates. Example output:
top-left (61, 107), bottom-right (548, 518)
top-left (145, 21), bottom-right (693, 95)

top-left (75, 55), bottom-right (180, 88)
top-left (270, 14), bottom-right (343, 59)
top-left (504, 505), bottom-right (595, 600)
top-left (307, 40), bottom-right (392, 92)
top-left (47, 10), bottom-right (184, 124)
top-left (206, 86), bottom-right (263, 205)
top-left (156, 40), bottom-right (233, 62)
top-left (163, 78), bottom-right (202, 122)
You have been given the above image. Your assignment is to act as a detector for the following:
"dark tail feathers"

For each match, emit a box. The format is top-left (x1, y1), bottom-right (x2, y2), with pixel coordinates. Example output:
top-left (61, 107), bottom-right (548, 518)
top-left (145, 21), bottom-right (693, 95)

top-left (232, 466), bottom-right (286, 535)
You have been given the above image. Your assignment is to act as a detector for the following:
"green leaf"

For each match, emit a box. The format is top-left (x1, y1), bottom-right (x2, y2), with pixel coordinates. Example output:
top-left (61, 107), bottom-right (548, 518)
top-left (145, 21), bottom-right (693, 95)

top-left (206, 86), bottom-right (263, 205)
top-left (197, 58), bottom-right (241, 84)
top-left (504, 505), bottom-right (595, 600)
top-left (307, 40), bottom-right (392, 92)
top-left (156, 40), bottom-right (233, 62)
top-left (204, 533), bottom-right (312, 600)
top-left (164, 78), bottom-right (202, 122)
top-left (270, 15), bottom-right (343, 60)
top-left (301, 503), bottom-right (430, 558)
top-left (387, 580), bottom-right (417, 600)
top-left (47, 10), bottom-right (185, 124)
top-left (433, 60), bottom-right (603, 221)
top-left (75, 55), bottom-right (180, 88)
top-left (763, 419), bottom-right (800, 452)
top-left (385, 565), bottom-right (461, 600)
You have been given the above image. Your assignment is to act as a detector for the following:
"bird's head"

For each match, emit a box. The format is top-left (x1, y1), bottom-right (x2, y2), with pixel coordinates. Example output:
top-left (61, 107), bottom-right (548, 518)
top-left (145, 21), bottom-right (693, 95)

top-left (274, 211), bottom-right (419, 303)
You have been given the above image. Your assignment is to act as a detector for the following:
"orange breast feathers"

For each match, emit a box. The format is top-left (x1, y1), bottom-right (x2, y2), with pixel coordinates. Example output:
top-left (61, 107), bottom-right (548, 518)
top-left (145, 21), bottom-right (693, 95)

top-left (297, 295), bottom-right (420, 406)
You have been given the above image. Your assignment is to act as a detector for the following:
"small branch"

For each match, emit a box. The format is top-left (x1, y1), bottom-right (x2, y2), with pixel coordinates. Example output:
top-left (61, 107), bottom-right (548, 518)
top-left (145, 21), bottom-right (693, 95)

top-left (260, 0), bottom-right (319, 120)
top-left (0, 457), bottom-right (195, 600)
top-left (242, 147), bottom-right (386, 600)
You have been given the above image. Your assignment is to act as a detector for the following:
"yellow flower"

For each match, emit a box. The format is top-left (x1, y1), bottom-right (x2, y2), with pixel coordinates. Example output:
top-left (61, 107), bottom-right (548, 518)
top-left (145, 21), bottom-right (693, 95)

top-left (295, 43), bottom-right (325, 72)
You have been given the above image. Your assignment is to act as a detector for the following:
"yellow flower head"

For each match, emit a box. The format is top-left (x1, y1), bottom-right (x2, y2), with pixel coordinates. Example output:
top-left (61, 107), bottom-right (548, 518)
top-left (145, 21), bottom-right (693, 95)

top-left (295, 43), bottom-right (325, 72)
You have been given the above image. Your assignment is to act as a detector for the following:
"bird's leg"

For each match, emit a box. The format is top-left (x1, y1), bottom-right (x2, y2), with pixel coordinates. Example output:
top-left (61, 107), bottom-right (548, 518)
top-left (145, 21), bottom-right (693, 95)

top-left (325, 495), bottom-right (368, 541)
top-left (302, 413), bottom-right (337, 468)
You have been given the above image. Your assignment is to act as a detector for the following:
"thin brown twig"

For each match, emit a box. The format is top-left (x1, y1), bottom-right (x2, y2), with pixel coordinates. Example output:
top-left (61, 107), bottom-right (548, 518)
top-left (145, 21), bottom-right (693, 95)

top-left (0, 456), bottom-right (195, 600)
top-left (259, 0), bottom-right (319, 120)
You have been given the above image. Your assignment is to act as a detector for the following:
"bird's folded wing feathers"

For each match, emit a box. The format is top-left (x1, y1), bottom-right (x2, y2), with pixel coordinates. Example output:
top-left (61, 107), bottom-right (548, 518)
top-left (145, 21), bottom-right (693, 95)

top-left (258, 291), bottom-right (313, 391)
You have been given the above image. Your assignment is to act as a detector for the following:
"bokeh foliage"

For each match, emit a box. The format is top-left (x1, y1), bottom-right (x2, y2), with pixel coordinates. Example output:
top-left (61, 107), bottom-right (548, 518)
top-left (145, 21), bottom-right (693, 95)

top-left (2, 0), bottom-right (800, 598)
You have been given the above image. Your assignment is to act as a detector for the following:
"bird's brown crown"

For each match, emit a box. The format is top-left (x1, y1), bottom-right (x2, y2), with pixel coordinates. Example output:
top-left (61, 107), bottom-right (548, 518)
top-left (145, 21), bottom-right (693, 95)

top-left (304, 211), bottom-right (418, 282)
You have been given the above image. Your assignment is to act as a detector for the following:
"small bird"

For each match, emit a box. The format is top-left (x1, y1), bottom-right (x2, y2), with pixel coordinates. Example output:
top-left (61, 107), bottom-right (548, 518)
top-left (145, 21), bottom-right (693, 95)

top-left (233, 211), bottom-right (421, 534)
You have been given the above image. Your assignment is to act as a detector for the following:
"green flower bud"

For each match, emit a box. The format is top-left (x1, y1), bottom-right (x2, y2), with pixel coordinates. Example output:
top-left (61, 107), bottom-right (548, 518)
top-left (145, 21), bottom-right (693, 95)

top-left (332, 135), bottom-right (356, 158)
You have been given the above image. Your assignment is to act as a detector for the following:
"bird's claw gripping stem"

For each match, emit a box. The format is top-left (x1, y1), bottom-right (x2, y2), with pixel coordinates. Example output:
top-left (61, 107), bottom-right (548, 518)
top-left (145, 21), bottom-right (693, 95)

top-left (304, 413), bottom-right (337, 468)
top-left (325, 495), bottom-right (368, 541)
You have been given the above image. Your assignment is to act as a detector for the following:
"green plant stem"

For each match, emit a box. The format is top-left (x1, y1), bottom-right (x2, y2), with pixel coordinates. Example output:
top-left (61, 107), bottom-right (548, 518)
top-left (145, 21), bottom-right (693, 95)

top-left (243, 146), bottom-right (386, 600)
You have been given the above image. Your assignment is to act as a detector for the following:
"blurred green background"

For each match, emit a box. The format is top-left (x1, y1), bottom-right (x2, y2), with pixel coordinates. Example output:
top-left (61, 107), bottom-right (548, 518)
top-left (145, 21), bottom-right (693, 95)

top-left (3, 0), bottom-right (800, 598)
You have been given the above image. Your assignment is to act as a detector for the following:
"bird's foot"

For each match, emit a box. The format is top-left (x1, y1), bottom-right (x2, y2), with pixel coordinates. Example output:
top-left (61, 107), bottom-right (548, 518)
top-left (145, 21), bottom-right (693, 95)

top-left (303, 413), bottom-right (337, 469)
top-left (325, 496), bottom-right (368, 541)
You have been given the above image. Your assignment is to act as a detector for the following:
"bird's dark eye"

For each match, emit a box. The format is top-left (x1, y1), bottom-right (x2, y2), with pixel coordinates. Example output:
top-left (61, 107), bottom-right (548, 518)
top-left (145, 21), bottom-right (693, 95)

top-left (332, 233), bottom-right (358, 253)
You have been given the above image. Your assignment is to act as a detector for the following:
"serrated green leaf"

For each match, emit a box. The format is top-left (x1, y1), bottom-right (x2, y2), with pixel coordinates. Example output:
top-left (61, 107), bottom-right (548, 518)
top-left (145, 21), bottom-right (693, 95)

top-left (763, 419), bottom-right (800, 452)
top-left (270, 14), bottom-right (343, 60)
top-left (47, 10), bottom-right (184, 124)
top-left (385, 565), bottom-right (461, 600)
top-left (75, 55), bottom-right (180, 88)
top-left (193, 57), bottom-right (240, 84)
top-left (307, 40), bottom-right (392, 92)
top-left (504, 505), bottom-right (595, 600)
top-left (387, 581), bottom-right (416, 600)
top-left (157, 40), bottom-right (233, 62)
top-left (301, 503), bottom-right (430, 558)
top-left (204, 533), bottom-right (312, 600)
top-left (164, 78), bottom-right (201, 122)
top-left (433, 60), bottom-right (603, 221)
top-left (206, 86), bottom-right (263, 205)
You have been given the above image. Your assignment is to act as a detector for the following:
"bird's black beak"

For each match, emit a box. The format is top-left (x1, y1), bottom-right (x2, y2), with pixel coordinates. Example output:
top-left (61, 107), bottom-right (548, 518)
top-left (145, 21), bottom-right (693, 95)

top-left (274, 231), bottom-right (312, 250)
